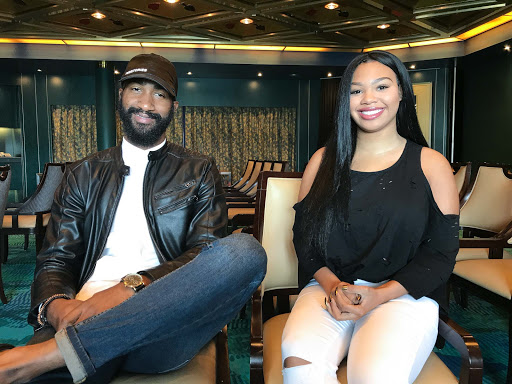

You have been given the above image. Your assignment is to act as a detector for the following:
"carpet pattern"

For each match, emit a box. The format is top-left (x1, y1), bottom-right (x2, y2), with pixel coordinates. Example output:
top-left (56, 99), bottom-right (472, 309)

top-left (0, 235), bottom-right (508, 383)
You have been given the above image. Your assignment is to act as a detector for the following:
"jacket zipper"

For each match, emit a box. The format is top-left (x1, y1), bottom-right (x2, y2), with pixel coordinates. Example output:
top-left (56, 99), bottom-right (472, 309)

top-left (157, 195), bottom-right (199, 214)
top-left (153, 180), bottom-right (196, 200)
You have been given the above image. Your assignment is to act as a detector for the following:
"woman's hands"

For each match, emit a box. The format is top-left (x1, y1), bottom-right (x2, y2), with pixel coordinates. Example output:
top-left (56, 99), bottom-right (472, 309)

top-left (325, 280), bottom-right (408, 321)
top-left (325, 283), bottom-right (376, 321)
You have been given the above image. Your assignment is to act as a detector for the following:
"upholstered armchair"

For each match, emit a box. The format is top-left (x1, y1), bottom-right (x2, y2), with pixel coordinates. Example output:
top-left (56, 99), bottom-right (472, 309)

top-left (250, 172), bottom-right (483, 384)
top-left (1, 162), bottom-right (65, 259)
top-left (451, 163), bottom-right (512, 382)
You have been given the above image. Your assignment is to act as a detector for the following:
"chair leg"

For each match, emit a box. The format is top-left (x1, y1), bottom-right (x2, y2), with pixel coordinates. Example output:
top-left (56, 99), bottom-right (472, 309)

top-left (35, 234), bottom-right (44, 254)
top-left (0, 262), bottom-right (7, 304)
top-left (0, 234), bottom-right (5, 264)
top-left (24, 234), bottom-right (29, 250)
top-left (452, 282), bottom-right (468, 309)
top-left (508, 303), bottom-right (512, 383)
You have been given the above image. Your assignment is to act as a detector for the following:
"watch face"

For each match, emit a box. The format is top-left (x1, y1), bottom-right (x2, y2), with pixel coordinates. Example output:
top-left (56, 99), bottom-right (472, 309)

top-left (124, 273), bottom-right (143, 288)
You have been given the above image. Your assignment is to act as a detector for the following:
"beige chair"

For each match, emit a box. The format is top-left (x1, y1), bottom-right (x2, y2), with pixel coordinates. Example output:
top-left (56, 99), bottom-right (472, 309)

top-left (1, 162), bottom-right (65, 258)
top-left (451, 163), bottom-right (512, 382)
top-left (251, 172), bottom-right (483, 384)
top-left (227, 161), bottom-right (287, 225)
top-left (112, 329), bottom-right (230, 384)
top-left (227, 161), bottom-right (264, 197)
top-left (0, 165), bottom-right (11, 304)
top-left (225, 160), bottom-right (256, 192)
top-left (455, 164), bottom-right (512, 262)
top-left (452, 162), bottom-right (472, 203)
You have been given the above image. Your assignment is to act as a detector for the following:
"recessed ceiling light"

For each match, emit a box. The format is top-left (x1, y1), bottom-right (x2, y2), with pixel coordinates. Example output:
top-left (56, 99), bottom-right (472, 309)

top-left (257, 72), bottom-right (263, 77)
top-left (240, 18), bottom-right (253, 25)
top-left (327, 72), bottom-right (332, 77)
top-left (91, 12), bottom-right (106, 19)
top-left (37, 69), bottom-right (42, 72)
top-left (164, 0), bottom-right (180, 3)
top-left (505, 44), bottom-right (511, 51)
top-left (187, 71), bottom-right (193, 75)
top-left (409, 64), bottom-right (416, 69)
top-left (377, 24), bottom-right (390, 29)
top-left (114, 69), bottom-right (120, 75)
top-left (325, 2), bottom-right (339, 10)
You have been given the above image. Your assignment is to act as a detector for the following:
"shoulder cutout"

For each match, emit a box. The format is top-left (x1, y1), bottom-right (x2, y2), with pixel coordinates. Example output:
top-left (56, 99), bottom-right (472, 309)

top-left (298, 148), bottom-right (325, 201)
top-left (420, 147), bottom-right (459, 215)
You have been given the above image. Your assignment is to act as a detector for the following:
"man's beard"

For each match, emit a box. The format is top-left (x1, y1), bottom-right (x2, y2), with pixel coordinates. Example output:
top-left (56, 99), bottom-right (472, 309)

top-left (118, 101), bottom-right (173, 148)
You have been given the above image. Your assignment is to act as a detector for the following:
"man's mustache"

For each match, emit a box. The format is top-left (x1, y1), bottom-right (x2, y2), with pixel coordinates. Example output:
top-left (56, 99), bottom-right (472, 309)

top-left (126, 107), bottom-right (162, 121)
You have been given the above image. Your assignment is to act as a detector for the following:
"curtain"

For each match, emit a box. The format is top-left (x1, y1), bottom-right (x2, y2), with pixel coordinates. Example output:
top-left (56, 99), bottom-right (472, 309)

top-left (184, 107), bottom-right (296, 181)
top-left (51, 105), bottom-right (97, 163)
top-left (319, 78), bottom-right (341, 148)
top-left (52, 105), bottom-right (295, 182)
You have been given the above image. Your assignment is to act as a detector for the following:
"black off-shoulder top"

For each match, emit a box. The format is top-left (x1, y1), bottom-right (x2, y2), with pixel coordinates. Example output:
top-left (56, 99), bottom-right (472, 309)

top-left (293, 141), bottom-right (459, 313)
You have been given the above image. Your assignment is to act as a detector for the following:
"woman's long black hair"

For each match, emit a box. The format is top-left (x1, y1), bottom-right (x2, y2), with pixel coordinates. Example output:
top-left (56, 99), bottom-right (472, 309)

top-left (301, 50), bottom-right (429, 256)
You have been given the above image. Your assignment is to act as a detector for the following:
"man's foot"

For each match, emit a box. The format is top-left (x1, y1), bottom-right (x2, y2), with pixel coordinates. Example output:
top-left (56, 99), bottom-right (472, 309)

top-left (0, 339), bottom-right (65, 383)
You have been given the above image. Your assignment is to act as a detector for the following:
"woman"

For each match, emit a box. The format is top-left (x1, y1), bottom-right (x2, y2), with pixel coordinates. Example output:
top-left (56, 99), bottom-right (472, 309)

top-left (281, 51), bottom-right (459, 383)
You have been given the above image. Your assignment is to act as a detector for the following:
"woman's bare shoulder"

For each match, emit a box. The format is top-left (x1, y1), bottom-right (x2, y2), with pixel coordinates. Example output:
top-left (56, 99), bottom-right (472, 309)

top-left (420, 147), bottom-right (459, 215)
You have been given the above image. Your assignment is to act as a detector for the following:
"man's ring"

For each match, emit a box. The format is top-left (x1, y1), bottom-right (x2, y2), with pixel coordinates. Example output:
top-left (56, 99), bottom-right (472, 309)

top-left (341, 285), bottom-right (348, 291)
top-left (355, 294), bottom-right (362, 304)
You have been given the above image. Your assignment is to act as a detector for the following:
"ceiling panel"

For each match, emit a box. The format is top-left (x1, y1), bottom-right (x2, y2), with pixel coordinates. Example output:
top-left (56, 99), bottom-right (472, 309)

top-left (0, 0), bottom-right (510, 48)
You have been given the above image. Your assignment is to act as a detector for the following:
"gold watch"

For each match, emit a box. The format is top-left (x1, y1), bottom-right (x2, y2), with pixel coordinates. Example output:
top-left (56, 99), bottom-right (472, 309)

top-left (121, 273), bottom-right (145, 293)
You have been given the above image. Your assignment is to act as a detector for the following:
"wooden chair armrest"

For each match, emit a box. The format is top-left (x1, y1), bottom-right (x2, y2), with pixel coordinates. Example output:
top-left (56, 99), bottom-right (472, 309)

top-left (227, 203), bottom-right (255, 209)
top-left (459, 237), bottom-right (509, 258)
top-left (4, 209), bottom-right (50, 216)
top-left (459, 237), bottom-right (509, 248)
top-left (215, 326), bottom-right (230, 384)
top-left (250, 286), bottom-right (264, 382)
top-left (438, 316), bottom-right (483, 384)
top-left (226, 196), bottom-right (255, 202)
top-left (226, 190), bottom-right (250, 198)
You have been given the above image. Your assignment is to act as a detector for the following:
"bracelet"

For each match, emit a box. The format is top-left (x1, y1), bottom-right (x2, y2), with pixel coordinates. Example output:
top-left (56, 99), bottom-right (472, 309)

top-left (37, 294), bottom-right (71, 327)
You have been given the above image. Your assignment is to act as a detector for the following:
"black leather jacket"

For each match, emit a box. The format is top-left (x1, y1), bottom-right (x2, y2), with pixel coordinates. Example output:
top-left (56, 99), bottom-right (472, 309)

top-left (28, 142), bottom-right (227, 328)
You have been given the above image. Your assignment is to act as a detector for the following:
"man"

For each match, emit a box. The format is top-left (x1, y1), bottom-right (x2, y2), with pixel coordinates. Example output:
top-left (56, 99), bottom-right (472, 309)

top-left (0, 53), bottom-right (267, 383)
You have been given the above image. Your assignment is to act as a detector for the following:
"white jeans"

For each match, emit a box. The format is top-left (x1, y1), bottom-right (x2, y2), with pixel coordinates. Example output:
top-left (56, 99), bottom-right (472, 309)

top-left (281, 280), bottom-right (439, 384)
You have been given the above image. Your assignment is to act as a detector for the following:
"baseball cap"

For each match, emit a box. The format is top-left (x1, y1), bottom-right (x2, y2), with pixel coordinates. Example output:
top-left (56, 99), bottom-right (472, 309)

top-left (120, 53), bottom-right (178, 97)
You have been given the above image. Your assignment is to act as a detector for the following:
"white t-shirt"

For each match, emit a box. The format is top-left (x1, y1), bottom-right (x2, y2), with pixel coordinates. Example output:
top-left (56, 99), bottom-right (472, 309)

top-left (78, 139), bottom-right (164, 299)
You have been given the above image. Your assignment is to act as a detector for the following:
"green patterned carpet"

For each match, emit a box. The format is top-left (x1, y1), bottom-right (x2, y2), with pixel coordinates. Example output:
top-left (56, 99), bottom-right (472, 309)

top-left (0, 235), bottom-right (508, 383)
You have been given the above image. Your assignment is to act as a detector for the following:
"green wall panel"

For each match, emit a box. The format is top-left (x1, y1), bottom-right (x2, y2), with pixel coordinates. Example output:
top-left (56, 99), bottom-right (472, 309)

top-left (455, 43), bottom-right (512, 163)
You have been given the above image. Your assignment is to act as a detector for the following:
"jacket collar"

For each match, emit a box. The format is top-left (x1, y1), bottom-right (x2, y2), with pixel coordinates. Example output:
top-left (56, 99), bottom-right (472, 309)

top-left (147, 141), bottom-right (169, 161)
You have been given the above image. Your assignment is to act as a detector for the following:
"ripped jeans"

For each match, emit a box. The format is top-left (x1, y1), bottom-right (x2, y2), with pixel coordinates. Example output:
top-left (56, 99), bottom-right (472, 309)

top-left (29, 233), bottom-right (267, 383)
top-left (281, 280), bottom-right (438, 384)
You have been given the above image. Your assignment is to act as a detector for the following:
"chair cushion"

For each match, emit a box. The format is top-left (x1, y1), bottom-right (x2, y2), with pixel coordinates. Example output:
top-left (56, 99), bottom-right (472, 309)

top-left (456, 247), bottom-right (512, 261)
top-left (263, 314), bottom-right (457, 384)
top-left (111, 340), bottom-right (216, 384)
top-left (2, 213), bottom-right (51, 229)
top-left (454, 259), bottom-right (512, 300)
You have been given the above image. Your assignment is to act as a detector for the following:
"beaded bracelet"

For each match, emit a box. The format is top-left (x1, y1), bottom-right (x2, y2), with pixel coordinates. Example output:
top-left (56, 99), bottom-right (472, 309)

top-left (37, 294), bottom-right (71, 327)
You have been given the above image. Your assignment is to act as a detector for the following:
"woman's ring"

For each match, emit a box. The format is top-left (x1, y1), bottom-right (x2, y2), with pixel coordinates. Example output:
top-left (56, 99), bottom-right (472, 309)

top-left (341, 285), bottom-right (348, 291)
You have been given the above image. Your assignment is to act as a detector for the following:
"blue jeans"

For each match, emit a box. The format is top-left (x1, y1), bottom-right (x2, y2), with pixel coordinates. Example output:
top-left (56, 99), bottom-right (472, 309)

top-left (29, 233), bottom-right (266, 383)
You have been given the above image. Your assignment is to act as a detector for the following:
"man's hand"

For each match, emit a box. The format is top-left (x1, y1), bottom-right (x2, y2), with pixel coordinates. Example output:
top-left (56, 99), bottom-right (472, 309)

top-left (47, 276), bottom-right (151, 330)
top-left (65, 283), bottom-right (134, 325)
top-left (46, 299), bottom-right (85, 331)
